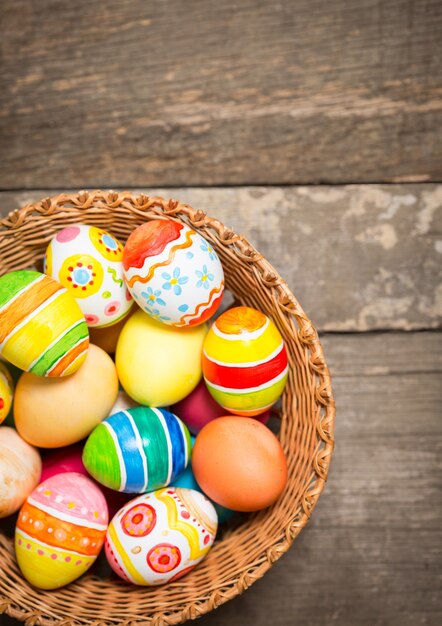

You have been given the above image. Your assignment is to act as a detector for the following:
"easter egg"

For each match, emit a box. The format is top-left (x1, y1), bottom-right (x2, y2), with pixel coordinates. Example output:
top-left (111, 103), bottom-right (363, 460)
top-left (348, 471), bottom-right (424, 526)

top-left (0, 362), bottom-right (14, 424)
top-left (45, 224), bottom-right (133, 328)
top-left (192, 417), bottom-right (288, 512)
top-left (202, 306), bottom-right (288, 416)
top-left (116, 309), bottom-right (207, 406)
top-left (83, 407), bottom-right (191, 493)
top-left (105, 487), bottom-right (217, 585)
top-left (0, 428), bottom-right (42, 518)
top-left (15, 473), bottom-right (108, 589)
top-left (172, 379), bottom-right (270, 435)
top-left (123, 219), bottom-right (224, 327)
top-left (0, 270), bottom-right (89, 377)
top-left (14, 344), bottom-right (119, 447)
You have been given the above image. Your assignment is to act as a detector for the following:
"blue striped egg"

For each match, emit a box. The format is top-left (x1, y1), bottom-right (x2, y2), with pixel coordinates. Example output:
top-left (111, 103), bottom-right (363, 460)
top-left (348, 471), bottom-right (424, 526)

top-left (82, 407), bottom-right (191, 494)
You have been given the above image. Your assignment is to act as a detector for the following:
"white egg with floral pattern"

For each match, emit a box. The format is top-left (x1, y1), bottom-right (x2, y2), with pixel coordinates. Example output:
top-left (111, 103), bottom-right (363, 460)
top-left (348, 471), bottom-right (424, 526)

top-left (45, 224), bottom-right (134, 328)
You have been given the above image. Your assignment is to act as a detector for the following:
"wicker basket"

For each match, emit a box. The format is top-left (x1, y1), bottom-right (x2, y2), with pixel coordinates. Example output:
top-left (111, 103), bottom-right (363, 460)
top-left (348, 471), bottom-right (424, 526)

top-left (0, 191), bottom-right (335, 626)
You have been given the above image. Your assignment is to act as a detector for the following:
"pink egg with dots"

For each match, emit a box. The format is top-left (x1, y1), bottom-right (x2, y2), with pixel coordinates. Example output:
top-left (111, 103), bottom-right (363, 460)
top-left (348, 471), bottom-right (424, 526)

top-left (15, 473), bottom-right (108, 589)
top-left (172, 380), bottom-right (270, 435)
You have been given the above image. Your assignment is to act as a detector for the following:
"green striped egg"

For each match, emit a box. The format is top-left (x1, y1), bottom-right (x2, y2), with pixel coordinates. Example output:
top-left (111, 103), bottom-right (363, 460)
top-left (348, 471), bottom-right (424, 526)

top-left (82, 407), bottom-right (192, 493)
top-left (0, 270), bottom-right (89, 377)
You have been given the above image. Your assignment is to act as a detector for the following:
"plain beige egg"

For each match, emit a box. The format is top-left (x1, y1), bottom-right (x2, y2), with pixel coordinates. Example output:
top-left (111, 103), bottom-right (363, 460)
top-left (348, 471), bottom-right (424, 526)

top-left (0, 427), bottom-right (42, 518)
top-left (14, 344), bottom-right (119, 448)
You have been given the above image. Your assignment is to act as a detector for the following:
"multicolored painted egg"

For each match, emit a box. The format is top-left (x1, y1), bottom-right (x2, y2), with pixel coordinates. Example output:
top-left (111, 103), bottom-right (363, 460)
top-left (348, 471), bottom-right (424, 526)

top-left (83, 407), bottom-right (192, 493)
top-left (0, 362), bottom-right (14, 424)
top-left (14, 344), bottom-right (119, 448)
top-left (123, 219), bottom-right (224, 327)
top-left (116, 309), bottom-right (207, 406)
top-left (0, 270), bottom-right (89, 377)
top-left (105, 487), bottom-right (217, 585)
top-left (45, 224), bottom-right (133, 328)
top-left (0, 428), bottom-right (42, 518)
top-left (15, 472), bottom-right (108, 589)
top-left (202, 306), bottom-right (289, 416)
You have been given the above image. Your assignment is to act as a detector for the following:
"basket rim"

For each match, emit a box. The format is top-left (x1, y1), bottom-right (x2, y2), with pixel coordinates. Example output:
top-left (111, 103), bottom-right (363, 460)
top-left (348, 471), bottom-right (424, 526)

top-left (0, 190), bottom-right (336, 626)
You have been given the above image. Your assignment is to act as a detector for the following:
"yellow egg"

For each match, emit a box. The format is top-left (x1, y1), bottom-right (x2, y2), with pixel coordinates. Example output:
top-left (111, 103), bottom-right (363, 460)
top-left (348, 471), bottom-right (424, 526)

top-left (14, 344), bottom-right (119, 447)
top-left (116, 309), bottom-right (207, 406)
top-left (0, 427), bottom-right (42, 518)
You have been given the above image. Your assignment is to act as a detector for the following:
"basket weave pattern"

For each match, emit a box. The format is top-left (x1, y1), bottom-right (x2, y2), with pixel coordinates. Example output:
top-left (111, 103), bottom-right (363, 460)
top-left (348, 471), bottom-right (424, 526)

top-left (0, 191), bottom-right (335, 626)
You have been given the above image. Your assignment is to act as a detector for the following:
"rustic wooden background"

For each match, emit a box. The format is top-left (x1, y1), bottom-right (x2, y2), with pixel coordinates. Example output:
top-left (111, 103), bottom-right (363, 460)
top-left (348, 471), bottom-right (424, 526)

top-left (1, 1), bottom-right (441, 625)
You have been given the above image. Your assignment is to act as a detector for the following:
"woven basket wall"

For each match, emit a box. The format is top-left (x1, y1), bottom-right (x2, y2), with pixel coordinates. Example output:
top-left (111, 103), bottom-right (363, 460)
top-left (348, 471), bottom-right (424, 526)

top-left (0, 191), bottom-right (335, 626)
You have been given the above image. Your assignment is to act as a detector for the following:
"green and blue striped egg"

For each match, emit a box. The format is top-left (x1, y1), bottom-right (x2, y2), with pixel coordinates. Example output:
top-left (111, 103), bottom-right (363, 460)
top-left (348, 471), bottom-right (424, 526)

top-left (82, 407), bottom-right (191, 494)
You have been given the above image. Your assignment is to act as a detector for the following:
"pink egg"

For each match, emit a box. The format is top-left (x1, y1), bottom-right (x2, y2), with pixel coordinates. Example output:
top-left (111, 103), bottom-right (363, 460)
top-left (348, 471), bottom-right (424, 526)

top-left (172, 380), bottom-right (270, 435)
top-left (41, 444), bottom-right (131, 518)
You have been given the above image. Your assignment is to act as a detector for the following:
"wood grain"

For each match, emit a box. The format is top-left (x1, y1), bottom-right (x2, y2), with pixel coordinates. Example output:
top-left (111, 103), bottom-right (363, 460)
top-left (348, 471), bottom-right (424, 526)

top-left (1, 0), bottom-right (441, 188)
top-left (1, 331), bottom-right (441, 625)
top-left (1, 184), bottom-right (441, 332)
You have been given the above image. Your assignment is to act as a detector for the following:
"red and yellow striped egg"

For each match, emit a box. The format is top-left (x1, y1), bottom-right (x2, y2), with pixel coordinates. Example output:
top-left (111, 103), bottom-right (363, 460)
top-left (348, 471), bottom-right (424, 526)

top-left (15, 473), bottom-right (108, 589)
top-left (202, 307), bottom-right (288, 416)
top-left (0, 270), bottom-right (89, 377)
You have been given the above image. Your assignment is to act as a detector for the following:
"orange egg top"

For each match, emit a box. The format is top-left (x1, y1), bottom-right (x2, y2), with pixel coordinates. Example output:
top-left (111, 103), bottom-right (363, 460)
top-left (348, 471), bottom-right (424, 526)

top-left (192, 416), bottom-right (288, 512)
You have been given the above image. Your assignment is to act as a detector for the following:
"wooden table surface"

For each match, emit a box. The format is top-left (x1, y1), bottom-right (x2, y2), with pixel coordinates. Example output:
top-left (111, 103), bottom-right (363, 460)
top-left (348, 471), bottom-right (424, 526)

top-left (0, 1), bottom-right (441, 625)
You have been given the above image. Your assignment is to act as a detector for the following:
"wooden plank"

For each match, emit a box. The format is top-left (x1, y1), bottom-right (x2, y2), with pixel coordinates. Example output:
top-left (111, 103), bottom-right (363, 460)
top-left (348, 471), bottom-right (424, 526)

top-left (1, 332), bottom-right (441, 625)
top-left (1, 185), bottom-right (441, 332)
top-left (1, 0), bottom-right (441, 188)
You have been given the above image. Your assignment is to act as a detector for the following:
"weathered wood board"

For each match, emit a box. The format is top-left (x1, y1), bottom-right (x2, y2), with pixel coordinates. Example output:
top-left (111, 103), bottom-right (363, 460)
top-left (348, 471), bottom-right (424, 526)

top-left (1, 185), bottom-right (441, 332)
top-left (1, 0), bottom-right (441, 188)
top-left (1, 332), bottom-right (441, 626)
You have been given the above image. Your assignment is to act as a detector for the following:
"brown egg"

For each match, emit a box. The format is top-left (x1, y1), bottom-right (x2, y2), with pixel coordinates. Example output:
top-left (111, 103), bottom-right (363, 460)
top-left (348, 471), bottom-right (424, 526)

top-left (192, 416), bottom-right (288, 512)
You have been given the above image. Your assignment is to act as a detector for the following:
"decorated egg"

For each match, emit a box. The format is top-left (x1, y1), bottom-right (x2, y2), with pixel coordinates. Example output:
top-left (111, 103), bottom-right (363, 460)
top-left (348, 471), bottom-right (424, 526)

top-left (202, 306), bottom-right (289, 416)
top-left (15, 473), bottom-right (108, 589)
top-left (0, 270), bottom-right (89, 377)
top-left (0, 362), bottom-right (14, 424)
top-left (45, 224), bottom-right (133, 328)
top-left (14, 344), bottom-right (119, 447)
top-left (83, 406), bottom-right (191, 493)
top-left (105, 487), bottom-right (217, 585)
top-left (116, 309), bottom-right (207, 406)
top-left (192, 416), bottom-right (288, 512)
top-left (122, 219), bottom-right (224, 327)
top-left (172, 379), bottom-right (270, 435)
top-left (0, 428), bottom-right (42, 518)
